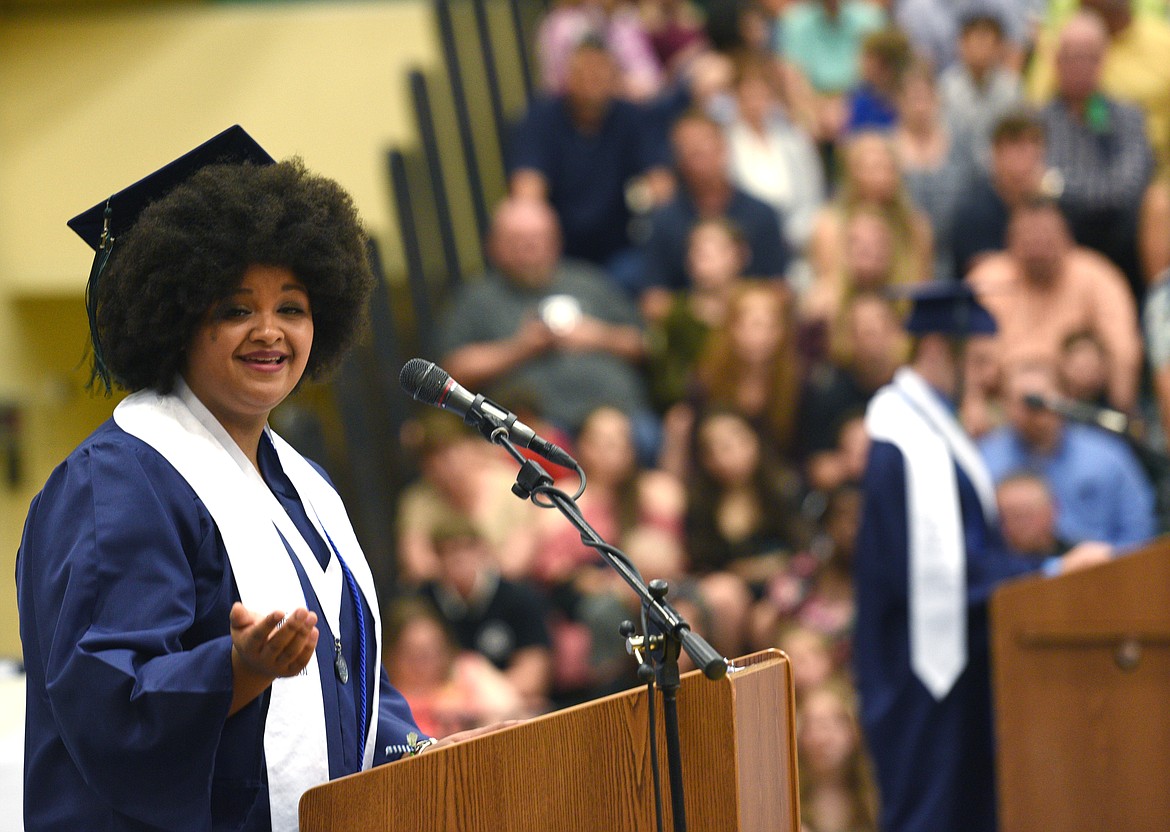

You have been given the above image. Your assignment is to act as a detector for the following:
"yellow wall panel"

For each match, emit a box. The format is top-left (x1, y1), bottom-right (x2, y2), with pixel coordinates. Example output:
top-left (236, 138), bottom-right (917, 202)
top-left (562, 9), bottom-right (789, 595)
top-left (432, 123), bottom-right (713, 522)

top-left (0, 0), bottom-right (439, 658)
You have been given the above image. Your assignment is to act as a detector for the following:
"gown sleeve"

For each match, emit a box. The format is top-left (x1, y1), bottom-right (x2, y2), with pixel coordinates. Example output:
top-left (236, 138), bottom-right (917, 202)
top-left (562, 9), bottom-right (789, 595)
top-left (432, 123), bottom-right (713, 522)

top-left (372, 666), bottom-right (425, 765)
top-left (18, 435), bottom-right (237, 830)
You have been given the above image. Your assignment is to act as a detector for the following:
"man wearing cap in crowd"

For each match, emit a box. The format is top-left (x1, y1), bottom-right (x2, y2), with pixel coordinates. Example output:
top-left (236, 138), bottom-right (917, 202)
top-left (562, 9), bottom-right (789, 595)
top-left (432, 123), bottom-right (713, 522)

top-left (853, 282), bottom-right (1111, 832)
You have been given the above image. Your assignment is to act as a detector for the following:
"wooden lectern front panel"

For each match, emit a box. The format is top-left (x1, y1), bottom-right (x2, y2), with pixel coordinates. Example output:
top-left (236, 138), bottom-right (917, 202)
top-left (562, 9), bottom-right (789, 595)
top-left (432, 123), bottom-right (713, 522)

top-left (991, 538), bottom-right (1170, 832)
top-left (300, 650), bottom-right (799, 831)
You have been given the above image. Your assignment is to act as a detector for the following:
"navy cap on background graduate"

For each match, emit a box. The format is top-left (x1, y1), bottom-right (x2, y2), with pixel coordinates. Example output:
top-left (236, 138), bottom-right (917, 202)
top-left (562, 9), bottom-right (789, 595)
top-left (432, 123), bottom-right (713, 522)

top-left (900, 280), bottom-right (998, 337)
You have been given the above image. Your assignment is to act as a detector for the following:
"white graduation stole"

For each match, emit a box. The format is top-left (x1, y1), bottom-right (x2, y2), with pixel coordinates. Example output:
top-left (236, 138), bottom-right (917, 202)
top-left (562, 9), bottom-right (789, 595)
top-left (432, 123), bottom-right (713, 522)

top-left (114, 379), bottom-right (382, 832)
top-left (865, 368), bottom-right (997, 700)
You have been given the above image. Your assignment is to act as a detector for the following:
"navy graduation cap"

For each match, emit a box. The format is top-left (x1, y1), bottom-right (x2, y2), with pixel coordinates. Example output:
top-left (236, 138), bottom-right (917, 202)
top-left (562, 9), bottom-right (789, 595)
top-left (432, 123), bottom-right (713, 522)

top-left (896, 281), bottom-right (998, 337)
top-left (68, 124), bottom-right (274, 251)
top-left (69, 125), bottom-right (275, 392)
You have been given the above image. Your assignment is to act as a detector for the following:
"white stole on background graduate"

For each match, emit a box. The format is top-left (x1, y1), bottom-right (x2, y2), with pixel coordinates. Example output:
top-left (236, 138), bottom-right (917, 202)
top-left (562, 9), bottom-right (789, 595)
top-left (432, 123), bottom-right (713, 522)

top-left (865, 368), bottom-right (997, 700)
top-left (114, 379), bottom-right (382, 832)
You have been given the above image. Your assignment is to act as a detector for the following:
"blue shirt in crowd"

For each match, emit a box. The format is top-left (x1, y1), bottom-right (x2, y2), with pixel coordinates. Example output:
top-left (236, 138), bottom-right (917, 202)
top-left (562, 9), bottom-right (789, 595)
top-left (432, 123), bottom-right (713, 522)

top-left (979, 422), bottom-right (1156, 549)
top-left (508, 96), bottom-right (670, 266)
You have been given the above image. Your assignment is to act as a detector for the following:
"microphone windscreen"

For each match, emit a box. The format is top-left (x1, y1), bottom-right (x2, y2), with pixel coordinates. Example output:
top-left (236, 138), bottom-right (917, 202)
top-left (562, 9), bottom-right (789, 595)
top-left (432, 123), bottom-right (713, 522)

top-left (399, 358), bottom-right (448, 405)
top-left (1022, 393), bottom-right (1047, 411)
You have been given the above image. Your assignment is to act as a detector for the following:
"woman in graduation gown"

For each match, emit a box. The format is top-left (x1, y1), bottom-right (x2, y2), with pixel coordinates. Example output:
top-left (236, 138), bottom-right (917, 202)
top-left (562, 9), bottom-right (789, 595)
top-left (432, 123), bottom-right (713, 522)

top-left (16, 128), bottom-right (430, 831)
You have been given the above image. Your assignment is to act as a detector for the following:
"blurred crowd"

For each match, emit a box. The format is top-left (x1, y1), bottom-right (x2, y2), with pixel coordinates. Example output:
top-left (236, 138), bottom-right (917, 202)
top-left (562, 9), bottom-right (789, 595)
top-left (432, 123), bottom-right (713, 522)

top-left (382, 1), bottom-right (1170, 829)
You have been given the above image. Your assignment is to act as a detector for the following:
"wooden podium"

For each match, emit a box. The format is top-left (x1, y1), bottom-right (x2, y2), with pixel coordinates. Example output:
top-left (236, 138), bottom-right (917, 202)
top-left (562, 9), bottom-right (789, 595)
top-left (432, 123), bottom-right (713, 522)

top-left (300, 650), bottom-right (799, 831)
top-left (990, 537), bottom-right (1170, 831)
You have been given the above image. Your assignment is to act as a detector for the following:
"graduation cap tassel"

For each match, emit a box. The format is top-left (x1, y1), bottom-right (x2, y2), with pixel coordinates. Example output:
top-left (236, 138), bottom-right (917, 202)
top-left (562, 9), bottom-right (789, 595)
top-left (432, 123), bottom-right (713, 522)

top-left (84, 202), bottom-right (115, 395)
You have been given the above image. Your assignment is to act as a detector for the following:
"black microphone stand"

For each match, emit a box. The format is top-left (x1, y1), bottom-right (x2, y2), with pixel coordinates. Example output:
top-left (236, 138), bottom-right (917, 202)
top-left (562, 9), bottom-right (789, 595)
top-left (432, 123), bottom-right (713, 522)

top-left (475, 416), bottom-right (727, 832)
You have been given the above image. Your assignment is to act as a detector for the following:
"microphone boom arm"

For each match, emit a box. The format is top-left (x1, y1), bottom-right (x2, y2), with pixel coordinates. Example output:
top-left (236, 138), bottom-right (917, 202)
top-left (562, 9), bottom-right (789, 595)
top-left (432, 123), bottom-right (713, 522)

top-left (494, 419), bottom-right (727, 680)
top-left (487, 418), bottom-right (726, 832)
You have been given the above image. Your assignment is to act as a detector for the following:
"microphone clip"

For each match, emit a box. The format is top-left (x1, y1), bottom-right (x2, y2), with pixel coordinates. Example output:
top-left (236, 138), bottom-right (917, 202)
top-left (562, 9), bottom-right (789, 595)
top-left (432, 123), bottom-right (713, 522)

top-left (463, 393), bottom-right (514, 441)
top-left (511, 457), bottom-right (554, 501)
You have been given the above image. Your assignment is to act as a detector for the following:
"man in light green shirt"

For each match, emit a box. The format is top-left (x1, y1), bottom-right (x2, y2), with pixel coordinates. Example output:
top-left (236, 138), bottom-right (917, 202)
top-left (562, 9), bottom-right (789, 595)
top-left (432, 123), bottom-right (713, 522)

top-left (778, 0), bottom-right (886, 95)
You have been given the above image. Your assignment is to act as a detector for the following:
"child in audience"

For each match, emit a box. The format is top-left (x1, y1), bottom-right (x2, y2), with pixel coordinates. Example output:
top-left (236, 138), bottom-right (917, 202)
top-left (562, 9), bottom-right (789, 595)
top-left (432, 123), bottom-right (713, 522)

top-left (383, 597), bottom-right (527, 739)
top-left (797, 677), bottom-right (879, 832)
top-left (996, 472), bottom-right (1068, 558)
top-left (1059, 330), bottom-right (1111, 408)
top-left (776, 623), bottom-right (836, 699)
top-left (646, 218), bottom-right (749, 412)
top-left (846, 27), bottom-right (914, 133)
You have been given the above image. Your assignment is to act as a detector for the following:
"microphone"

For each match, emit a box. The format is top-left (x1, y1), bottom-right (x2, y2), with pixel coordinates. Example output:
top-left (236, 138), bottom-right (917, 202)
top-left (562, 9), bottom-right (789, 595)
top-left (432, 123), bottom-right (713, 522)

top-left (1022, 393), bottom-right (1132, 437)
top-left (399, 358), bottom-right (577, 469)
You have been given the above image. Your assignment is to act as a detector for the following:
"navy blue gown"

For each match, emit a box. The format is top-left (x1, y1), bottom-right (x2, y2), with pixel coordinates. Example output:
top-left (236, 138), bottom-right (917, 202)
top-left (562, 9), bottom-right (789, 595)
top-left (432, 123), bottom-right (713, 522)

top-left (854, 439), bottom-right (1039, 832)
top-left (17, 420), bottom-right (420, 831)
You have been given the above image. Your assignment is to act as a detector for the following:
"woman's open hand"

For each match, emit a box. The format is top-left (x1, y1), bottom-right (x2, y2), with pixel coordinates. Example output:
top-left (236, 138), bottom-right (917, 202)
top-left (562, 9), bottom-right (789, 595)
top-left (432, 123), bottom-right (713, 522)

top-left (228, 603), bottom-right (319, 715)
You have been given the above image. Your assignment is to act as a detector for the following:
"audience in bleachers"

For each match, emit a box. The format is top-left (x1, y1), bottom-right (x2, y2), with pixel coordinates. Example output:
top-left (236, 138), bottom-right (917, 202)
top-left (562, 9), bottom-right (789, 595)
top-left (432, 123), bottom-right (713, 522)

top-left (892, 62), bottom-right (976, 281)
top-left (508, 36), bottom-right (674, 293)
top-left (725, 52), bottom-right (826, 264)
top-left (645, 217), bottom-right (748, 411)
top-left (938, 10), bottom-right (1023, 172)
top-left (1037, 11), bottom-right (1155, 299)
top-left (979, 360), bottom-right (1156, 548)
top-left (949, 109), bottom-right (1051, 279)
top-left (807, 131), bottom-right (932, 303)
top-left (967, 197), bottom-right (1143, 412)
top-left (392, 1), bottom-right (1170, 824)
top-left (642, 108), bottom-right (791, 290)
top-left (418, 518), bottom-right (554, 712)
top-left (436, 198), bottom-right (657, 454)
top-left (995, 471), bottom-right (1067, 558)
